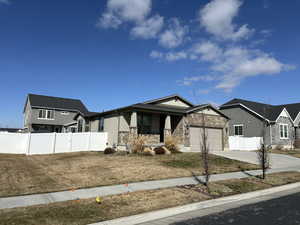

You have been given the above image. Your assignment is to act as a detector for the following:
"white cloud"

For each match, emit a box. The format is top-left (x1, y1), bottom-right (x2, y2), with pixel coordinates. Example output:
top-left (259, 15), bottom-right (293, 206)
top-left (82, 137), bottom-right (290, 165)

top-left (98, 0), bottom-right (152, 28)
top-left (150, 50), bottom-right (163, 59)
top-left (150, 50), bottom-right (188, 62)
top-left (159, 18), bottom-right (189, 48)
top-left (177, 42), bottom-right (295, 91)
top-left (165, 51), bottom-right (187, 61)
top-left (0, 0), bottom-right (10, 4)
top-left (199, 0), bottom-right (254, 41)
top-left (179, 75), bottom-right (219, 86)
top-left (130, 15), bottom-right (164, 39)
top-left (192, 41), bottom-right (223, 62)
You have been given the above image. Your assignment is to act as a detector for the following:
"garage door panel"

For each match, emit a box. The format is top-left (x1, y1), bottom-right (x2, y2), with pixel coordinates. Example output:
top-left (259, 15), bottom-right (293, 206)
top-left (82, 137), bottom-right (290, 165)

top-left (190, 127), bottom-right (223, 152)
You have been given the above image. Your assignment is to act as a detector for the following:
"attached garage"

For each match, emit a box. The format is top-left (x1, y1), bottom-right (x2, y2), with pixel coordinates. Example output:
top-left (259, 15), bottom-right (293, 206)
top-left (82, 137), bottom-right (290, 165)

top-left (190, 127), bottom-right (223, 152)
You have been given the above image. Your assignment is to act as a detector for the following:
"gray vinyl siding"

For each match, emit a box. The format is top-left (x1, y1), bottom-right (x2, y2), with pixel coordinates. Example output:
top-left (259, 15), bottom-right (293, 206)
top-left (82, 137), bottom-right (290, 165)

top-left (271, 116), bottom-right (294, 146)
top-left (90, 119), bottom-right (100, 132)
top-left (220, 107), bottom-right (265, 137)
top-left (30, 108), bottom-right (78, 126)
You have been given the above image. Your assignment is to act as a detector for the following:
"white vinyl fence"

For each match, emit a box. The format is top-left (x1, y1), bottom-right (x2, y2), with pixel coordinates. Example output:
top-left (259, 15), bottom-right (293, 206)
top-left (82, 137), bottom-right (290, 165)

top-left (0, 132), bottom-right (108, 155)
top-left (229, 136), bottom-right (262, 151)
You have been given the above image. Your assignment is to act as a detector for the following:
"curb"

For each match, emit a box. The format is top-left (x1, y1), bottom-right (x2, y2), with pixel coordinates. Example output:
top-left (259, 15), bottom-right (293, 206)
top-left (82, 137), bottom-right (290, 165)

top-left (89, 181), bottom-right (300, 225)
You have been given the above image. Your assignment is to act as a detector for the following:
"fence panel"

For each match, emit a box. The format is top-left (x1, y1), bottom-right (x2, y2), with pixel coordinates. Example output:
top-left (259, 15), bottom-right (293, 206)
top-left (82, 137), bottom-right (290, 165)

top-left (55, 133), bottom-right (72, 153)
top-left (89, 132), bottom-right (108, 151)
top-left (71, 132), bottom-right (90, 152)
top-left (229, 136), bottom-right (262, 151)
top-left (0, 132), bottom-right (108, 155)
top-left (29, 133), bottom-right (56, 155)
top-left (0, 133), bottom-right (27, 154)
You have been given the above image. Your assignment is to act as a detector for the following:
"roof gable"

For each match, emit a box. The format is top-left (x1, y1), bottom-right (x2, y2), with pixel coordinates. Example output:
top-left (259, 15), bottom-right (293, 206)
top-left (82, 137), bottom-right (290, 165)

top-left (143, 94), bottom-right (194, 107)
top-left (221, 98), bottom-right (300, 123)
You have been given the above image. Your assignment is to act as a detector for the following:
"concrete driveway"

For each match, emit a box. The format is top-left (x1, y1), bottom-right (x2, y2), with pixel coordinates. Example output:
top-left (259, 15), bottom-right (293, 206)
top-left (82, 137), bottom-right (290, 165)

top-left (213, 151), bottom-right (300, 169)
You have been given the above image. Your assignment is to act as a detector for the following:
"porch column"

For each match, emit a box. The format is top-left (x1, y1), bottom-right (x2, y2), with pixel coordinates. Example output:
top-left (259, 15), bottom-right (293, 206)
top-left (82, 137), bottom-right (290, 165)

top-left (130, 111), bottom-right (138, 135)
top-left (164, 115), bottom-right (172, 139)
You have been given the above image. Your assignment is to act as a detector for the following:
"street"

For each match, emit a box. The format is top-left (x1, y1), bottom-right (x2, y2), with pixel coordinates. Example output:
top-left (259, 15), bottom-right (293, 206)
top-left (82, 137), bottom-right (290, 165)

top-left (140, 188), bottom-right (300, 225)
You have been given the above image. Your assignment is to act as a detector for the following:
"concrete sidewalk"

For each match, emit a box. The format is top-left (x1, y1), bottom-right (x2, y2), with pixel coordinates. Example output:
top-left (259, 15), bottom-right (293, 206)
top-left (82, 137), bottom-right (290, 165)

top-left (1, 166), bottom-right (300, 210)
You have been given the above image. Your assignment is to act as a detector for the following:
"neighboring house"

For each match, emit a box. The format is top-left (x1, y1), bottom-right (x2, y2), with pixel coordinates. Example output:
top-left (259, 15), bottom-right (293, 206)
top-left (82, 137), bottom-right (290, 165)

top-left (75, 95), bottom-right (230, 151)
top-left (23, 94), bottom-right (96, 133)
top-left (0, 128), bottom-right (23, 133)
top-left (220, 98), bottom-right (300, 149)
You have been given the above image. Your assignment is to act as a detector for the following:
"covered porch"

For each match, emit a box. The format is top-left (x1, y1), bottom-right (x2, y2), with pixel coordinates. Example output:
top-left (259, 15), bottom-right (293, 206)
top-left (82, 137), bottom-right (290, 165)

top-left (118, 110), bottom-right (183, 146)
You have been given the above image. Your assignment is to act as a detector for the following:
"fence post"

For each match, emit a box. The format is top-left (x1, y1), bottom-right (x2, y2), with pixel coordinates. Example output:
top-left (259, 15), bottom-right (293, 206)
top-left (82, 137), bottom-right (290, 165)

top-left (88, 132), bottom-right (92, 151)
top-left (70, 132), bottom-right (73, 152)
top-left (53, 132), bottom-right (57, 154)
top-left (26, 133), bottom-right (31, 155)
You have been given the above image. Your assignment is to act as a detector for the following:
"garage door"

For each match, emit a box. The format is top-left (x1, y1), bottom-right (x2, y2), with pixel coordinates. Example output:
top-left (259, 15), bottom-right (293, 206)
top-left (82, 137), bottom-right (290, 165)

top-left (190, 127), bottom-right (223, 152)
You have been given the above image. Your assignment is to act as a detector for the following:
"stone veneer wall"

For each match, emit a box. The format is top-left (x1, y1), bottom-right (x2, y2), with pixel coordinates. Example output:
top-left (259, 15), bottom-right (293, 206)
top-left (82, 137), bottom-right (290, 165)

top-left (118, 131), bottom-right (160, 145)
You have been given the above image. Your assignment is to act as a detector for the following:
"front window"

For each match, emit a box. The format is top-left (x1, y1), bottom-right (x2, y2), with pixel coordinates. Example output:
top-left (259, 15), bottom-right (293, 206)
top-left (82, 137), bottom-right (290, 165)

top-left (138, 113), bottom-right (152, 134)
top-left (38, 109), bottom-right (54, 120)
top-left (280, 124), bottom-right (288, 139)
top-left (234, 124), bottom-right (243, 136)
top-left (98, 117), bottom-right (104, 132)
top-left (78, 119), bottom-right (83, 132)
top-left (85, 120), bottom-right (90, 132)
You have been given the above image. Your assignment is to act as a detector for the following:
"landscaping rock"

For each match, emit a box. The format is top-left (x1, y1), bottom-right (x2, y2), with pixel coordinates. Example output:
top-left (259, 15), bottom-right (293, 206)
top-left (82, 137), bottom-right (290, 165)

top-left (104, 147), bottom-right (116, 155)
top-left (154, 146), bottom-right (171, 155)
top-left (143, 147), bottom-right (156, 156)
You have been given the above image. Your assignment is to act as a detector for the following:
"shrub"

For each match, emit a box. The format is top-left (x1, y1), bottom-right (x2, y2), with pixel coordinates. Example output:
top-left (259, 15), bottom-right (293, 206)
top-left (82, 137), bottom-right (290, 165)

top-left (129, 135), bottom-right (149, 154)
top-left (104, 147), bottom-right (116, 155)
top-left (143, 147), bottom-right (155, 156)
top-left (154, 146), bottom-right (171, 155)
top-left (164, 135), bottom-right (182, 153)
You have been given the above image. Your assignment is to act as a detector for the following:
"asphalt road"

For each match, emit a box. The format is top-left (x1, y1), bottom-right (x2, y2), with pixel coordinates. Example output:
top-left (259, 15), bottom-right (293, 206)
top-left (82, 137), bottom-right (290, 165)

top-left (172, 191), bottom-right (300, 225)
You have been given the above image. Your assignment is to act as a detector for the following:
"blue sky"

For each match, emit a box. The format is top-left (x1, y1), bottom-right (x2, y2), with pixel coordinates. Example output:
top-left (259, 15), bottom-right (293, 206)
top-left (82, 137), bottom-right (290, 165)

top-left (0, 0), bottom-right (299, 127)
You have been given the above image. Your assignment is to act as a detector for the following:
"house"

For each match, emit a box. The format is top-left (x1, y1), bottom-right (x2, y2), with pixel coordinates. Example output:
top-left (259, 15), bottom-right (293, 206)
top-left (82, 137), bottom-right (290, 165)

top-left (23, 94), bottom-right (97, 133)
top-left (0, 128), bottom-right (23, 133)
top-left (220, 98), bottom-right (300, 149)
top-left (75, 94), bottom-right (230, 151)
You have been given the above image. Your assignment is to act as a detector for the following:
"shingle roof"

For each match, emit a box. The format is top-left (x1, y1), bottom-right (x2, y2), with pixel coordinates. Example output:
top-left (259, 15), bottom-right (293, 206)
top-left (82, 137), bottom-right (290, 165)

top-left (27, 94), bottom-right (89, 115)
top-left (221, 98), bottom-right (300, 121)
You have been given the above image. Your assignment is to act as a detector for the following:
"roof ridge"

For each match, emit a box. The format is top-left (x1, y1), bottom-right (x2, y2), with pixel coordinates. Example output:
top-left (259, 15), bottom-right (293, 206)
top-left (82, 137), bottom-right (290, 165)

top-left (28, 93), bottom-right (81, 101)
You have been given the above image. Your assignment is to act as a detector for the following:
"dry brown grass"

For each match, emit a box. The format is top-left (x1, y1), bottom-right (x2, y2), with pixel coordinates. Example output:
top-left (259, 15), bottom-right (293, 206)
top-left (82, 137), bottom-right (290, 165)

top-left (0, 171), bottom-right (300, 225)
top-left (0, 152), bottom-right (258, 197)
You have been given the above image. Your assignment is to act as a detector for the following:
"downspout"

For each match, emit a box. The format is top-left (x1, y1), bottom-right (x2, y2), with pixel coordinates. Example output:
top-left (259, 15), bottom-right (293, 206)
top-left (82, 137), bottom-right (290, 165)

top-left (117, 112), bottom-right (120, 147)
top-left (269, 121), bottom-right (272, 146)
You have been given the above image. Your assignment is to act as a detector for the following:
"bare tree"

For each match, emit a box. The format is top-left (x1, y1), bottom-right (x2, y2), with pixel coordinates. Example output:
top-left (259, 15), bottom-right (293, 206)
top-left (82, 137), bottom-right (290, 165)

top-left (257, 119), bottom-right (270, 179)
top-left (201, 112), bottom-right (210, 189)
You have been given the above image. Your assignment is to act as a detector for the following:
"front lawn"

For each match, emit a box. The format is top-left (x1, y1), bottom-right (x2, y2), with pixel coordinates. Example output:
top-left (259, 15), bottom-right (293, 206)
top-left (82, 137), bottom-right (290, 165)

top-left (0, 171), bottom-right (299, 225)
top-left (0, 152), bottom-right (259, 197)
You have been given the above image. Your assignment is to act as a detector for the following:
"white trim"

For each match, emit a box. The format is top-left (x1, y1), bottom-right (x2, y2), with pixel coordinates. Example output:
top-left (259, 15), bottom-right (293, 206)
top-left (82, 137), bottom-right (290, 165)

top-left (275, 108), bottom-right (294, 123)
top-left (38, 109), bottom-right (55, 120)
top-left (279, 123), bottom-right (289, 139)
top-left (294, 112), bottom-right (300, 126)
top-left (233, 124), bottom-right (244, 136)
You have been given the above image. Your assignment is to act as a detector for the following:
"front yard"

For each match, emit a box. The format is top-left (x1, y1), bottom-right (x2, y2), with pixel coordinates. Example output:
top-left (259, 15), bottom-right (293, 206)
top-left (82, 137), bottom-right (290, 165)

top-left (0, 152), bottom-right (259, 197)
top-left (1, 171), bottom-right (299, 225)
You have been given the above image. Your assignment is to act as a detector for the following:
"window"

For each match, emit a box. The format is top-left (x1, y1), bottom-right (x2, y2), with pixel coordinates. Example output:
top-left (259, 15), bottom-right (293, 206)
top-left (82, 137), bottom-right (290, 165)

top-left (61, 111), bottom-right (69, 115)
top-left (85, 120), bottom-right (90, 132)
top-left (78, 119), bottom-right (83, 133)
top-left (98, 117), bottom-right (104, 132)
top-left (280, 124), bottom-right (288, 139)
top-left (234, 124), bottom-right (243, 136)
top-left (138, 113), bottom-right (152, 134)
top-left (38, 109), bottom-right (54, 120)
